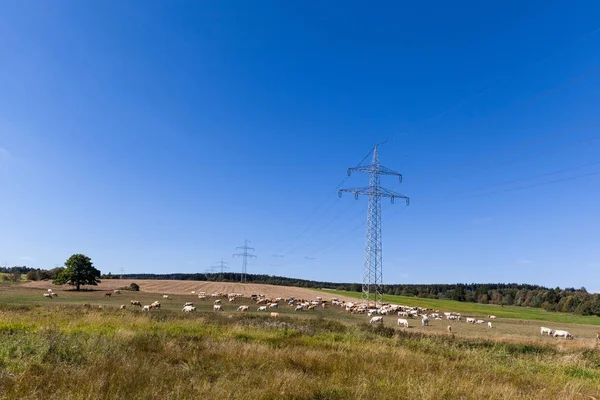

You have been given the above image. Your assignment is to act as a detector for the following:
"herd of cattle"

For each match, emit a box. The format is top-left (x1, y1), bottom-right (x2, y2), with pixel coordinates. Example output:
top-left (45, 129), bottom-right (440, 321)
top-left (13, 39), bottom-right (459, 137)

top-left (41, 288), bottom-right (600, 341)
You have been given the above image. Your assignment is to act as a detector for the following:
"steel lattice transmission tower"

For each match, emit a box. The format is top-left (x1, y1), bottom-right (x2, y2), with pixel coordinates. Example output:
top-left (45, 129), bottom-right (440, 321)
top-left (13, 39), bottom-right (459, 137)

top-left (233, 239), bottom-right (257, 283)
top-left (212, 259), bottom-right (229, 281)
top-left (339, 146), bottom-right (409, 307)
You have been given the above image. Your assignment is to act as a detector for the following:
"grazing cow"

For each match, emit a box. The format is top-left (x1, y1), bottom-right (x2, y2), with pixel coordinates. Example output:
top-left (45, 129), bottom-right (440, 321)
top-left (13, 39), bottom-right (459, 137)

top-left (397, 318), bottom-right (409, 328)
top-left (421, 316), bottom-right (429, 326)
top-left (294, 305), bottom-right (303, 312)
top-left (370, 316), bottom-right (384, 324)
top-left (190, 291), bottom-right (196, 295)
top-left (182, 305), bottom-right (196, 312)
top-left (237, 305), bottom-right (249, 312)
top-left (270, 312), bottom-right (280, 318)
top-left (213, 305), bottom-right (223, 311)
top-left (214, 299), bottom-right (222, 305)
top-left (257, 306), bottom-right (267, 312)
top-left (553, 330), bottom-right (573, 339)
top-left (163, 295), bottom-right (169, 299)
top-left (105, 293), bottom-right (112, 297)
top-left (488, 322), bottom-right (493, 328)
top-left (114, 290), bottom-right (121, 294)
top-left (540, 327), bottom-right (553, 336)
top-left (43, 293), bottom-right (52, 298)
top-left (48, 289), bottom-right (53, 292)
top-left (119, 305), bottom-right (126, 310)
top-left (130, 300), bottom-right (141, 307)
top-left (488, 315), bottom-right (497, 319)
top-left (465, 317), bottom-right (475, 324)
top-left (269, 303), bottom-right (279, 308)
top-left (142, 305), bottom-right (150, 311)
top-left (476, 320), bottom-right (485, 324)
top-left (51, 293), bottom-right (58, 297)
top-left (150, 301), bottom-right (161, 309)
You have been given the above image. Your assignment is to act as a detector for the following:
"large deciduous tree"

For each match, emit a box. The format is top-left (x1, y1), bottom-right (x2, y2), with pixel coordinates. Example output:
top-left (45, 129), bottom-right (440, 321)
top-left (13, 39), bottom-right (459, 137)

top-left (53, 254), bottom-right (101, 291)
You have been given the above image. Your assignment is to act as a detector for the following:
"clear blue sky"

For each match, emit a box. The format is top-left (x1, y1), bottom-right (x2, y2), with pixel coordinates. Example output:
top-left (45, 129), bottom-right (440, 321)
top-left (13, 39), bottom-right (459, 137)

top-left (1, 1), bottom-right (599, 292)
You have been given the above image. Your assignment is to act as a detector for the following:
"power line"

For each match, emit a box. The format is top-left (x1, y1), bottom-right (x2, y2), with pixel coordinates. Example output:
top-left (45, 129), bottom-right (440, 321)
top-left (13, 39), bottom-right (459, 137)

top-left (233, 239), bottom-right (257, 283)
top-left (376, 25), bottom-right (600, 148)
top-left (448, 160), bottom-right (600, 198)
top-left (460, 170), bottom-right (600, 199)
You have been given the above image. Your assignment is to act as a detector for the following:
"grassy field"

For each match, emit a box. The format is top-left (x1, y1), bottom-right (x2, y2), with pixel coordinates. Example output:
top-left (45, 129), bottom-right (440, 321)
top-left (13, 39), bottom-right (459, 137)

top-left (321, 289), bottom-right (600, 326)
top-left (1, 284), bottom-right (600, 399)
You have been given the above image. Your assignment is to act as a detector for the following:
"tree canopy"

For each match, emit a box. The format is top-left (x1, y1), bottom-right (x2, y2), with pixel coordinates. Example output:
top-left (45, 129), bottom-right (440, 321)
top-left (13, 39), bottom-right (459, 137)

top-left (53, 254), bottom-right (101, 290)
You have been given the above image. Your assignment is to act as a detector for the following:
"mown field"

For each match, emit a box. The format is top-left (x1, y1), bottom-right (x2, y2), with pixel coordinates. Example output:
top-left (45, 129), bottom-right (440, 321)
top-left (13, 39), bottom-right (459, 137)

top-left (1, 284), bottom-right (600, 399)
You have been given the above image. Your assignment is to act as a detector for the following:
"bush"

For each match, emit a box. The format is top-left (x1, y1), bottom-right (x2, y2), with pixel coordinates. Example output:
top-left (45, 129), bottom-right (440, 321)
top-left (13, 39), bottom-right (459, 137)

top-left (117, 283), bottom-right (141, 291)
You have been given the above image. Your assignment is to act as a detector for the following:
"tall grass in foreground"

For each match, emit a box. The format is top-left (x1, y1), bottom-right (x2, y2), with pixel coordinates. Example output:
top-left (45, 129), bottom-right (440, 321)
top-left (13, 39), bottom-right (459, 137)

top-left (0, 305), bottom-right (599, 399)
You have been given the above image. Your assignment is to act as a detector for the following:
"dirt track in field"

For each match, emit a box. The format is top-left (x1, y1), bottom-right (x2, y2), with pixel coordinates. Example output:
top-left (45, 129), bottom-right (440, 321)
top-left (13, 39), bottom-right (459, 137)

top-left (22, 279), bottom-right (356, 302)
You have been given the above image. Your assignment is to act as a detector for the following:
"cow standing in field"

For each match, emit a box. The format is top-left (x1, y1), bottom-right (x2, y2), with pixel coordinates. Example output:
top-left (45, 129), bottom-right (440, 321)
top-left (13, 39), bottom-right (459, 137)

top-left (370, 316), bottom-right (384, 324)
top-left (553, 330), bottom-right (574, 340)
top-left (540, 327), bottom-right (553, 336)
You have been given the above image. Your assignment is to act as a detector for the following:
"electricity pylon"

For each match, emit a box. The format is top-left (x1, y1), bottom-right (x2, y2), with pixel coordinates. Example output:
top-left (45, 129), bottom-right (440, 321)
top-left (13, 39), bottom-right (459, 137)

top-left (233, 239), bottom-right (257, 283)
top-left (339, 146), bottom-right (409, 307)
top-left (212, 259), bottom-right (229, 281)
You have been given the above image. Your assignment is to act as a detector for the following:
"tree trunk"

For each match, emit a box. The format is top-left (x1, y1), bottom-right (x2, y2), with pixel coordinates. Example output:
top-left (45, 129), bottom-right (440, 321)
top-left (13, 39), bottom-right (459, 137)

top-left (76, 282), bottom-right (80, 291)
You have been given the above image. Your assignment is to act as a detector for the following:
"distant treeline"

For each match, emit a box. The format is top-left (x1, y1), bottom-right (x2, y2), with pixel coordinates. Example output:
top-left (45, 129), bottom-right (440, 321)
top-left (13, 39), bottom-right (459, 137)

top-left (6, 266), bottom-right (600, 316)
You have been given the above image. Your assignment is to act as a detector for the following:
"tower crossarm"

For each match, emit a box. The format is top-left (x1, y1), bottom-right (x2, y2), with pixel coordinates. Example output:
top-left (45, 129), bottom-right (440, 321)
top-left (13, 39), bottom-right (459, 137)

top-left (348, 165), bottom-right (403, 182)
top-left (338, 187), bottom-right (410, 205)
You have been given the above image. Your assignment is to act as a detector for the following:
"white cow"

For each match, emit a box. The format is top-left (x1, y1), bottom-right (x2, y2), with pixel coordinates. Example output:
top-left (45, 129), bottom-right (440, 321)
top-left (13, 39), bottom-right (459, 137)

top-left (182, 305), bottom-right (196, 312)
top-left (163, 295), bottom-right (169, 299)
top-left (257, 306), bottom-right (267, 311)
top-left (466, 317), bottom-right (476, 324)
top-left (397, 318), bottom-right (409, 327)
top-left (488, 315), bottom-right (497, 319)
top-left (295, 305), bottom-right (303, 311)
top-left (488, 322), bottom-right (493, 328)
top-left (213, 305), bottom-right (223, 311)
top-left (269, 303), bottom-right (279, 308)
top-left (142, 305), bottom-right (150, 311)
top-left (476, 320), bottom-right (485, 324)
top-left (540, 327), bottom-right (553, 336)
top-left (237, 305), bottom-right (249, 312)
top-left (421, 316), bottom-right (429, 326)
top-left (48, 289), bottom-right (53, 292)
top-left (370, 316), bottom-right (384, 324)
top-left (553, 330), bottom-right (573, 339)
top-left (43, 293), bottom-right (52, 298)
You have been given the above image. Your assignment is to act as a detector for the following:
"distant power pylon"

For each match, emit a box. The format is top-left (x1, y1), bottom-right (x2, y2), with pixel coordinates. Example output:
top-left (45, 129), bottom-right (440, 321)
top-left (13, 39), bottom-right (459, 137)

top-left (339, 146), bottom-right (409, 307)
top-left (212, 259), bottom-right (229, 281)
top-left (233, 239), bottom-right (257, 283)
top-left (205, 266), bottom-right (216, 277)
